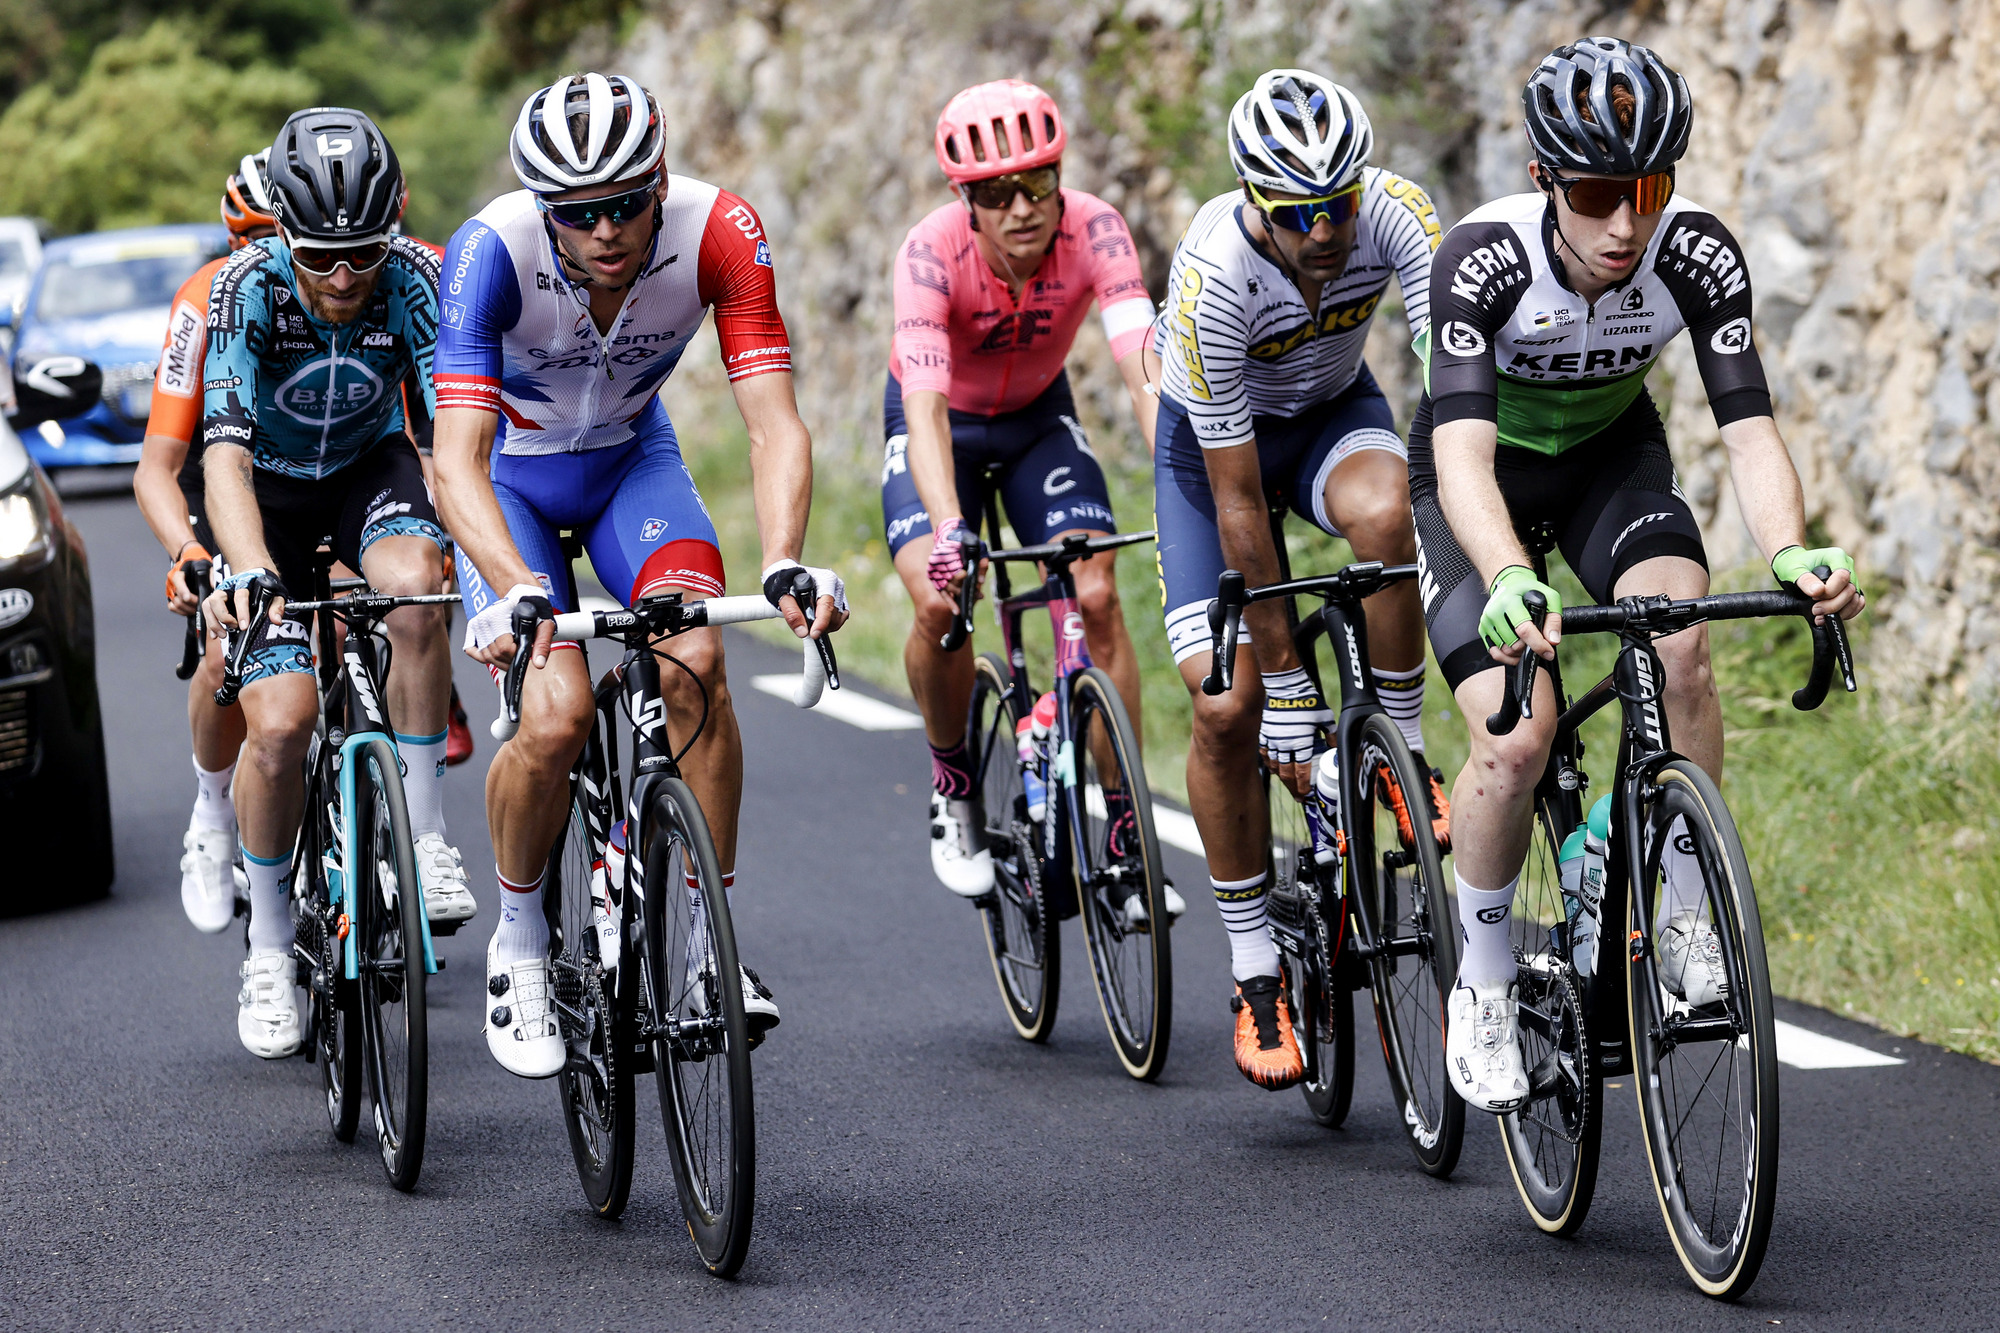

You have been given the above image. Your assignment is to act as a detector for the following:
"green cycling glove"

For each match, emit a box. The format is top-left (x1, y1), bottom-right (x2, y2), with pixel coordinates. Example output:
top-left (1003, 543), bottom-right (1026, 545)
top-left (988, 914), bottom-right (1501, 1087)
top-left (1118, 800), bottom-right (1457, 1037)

top-left (1479, 565), bottom-right (1563, 651)
top-left (1771, 545), bottom-right (1856, 590)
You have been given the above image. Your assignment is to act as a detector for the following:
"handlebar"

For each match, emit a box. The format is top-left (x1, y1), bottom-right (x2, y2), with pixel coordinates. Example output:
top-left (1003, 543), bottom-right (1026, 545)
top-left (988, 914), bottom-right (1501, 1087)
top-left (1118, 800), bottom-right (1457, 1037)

top-left (175, 559), bottom-right (212, 681)
top-left (939, 528), bottom-right (986, 653)
top-left (213, 579), bottom-right (276, 708)
top-left (1485, 592), bottom-right (1547, 737)
top-left (491, 593), bottom-right (831, 742)
top-left (1199, 560), bottom-right (1417, 696)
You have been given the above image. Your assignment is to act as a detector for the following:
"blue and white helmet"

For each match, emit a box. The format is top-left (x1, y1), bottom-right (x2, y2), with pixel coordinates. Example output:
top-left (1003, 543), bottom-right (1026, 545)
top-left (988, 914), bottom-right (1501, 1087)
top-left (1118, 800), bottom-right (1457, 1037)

top-left (510, 72), bottom-right (667, 194)
top-left (1228, 69), bottom-right (1373, 195)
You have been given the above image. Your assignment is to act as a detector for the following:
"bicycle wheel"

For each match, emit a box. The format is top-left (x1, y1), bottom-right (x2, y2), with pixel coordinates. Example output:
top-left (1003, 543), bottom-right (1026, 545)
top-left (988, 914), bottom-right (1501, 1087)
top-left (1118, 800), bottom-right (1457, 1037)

top-left (1628, 758), bottom-right (1778, 1300)
top-left (353, 739), bottom-right (427, 1191)
top-left (1499, 796), bottom-right (1601, 1234)
top-left (1354, 713), bottom-right (1463, 1175)
top-left (968, 653), bottom-right (1058, 1041)
top-left (1069, 667), bottom-right (1172, 1080)
top-left (641, 777), bottom-right (754, 1277)
top-left (547, 752), bottom-right (634, 1219)
top-left (296, 782), bottom-right (360, 1144)
top-left (1267, 767), bottom-right (1352, 1126)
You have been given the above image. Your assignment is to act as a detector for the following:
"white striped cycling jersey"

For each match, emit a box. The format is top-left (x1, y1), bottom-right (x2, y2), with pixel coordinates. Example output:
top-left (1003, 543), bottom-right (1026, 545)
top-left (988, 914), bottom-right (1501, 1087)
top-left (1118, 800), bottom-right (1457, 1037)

top-left (1153, 167), bottom-right (1442, 446)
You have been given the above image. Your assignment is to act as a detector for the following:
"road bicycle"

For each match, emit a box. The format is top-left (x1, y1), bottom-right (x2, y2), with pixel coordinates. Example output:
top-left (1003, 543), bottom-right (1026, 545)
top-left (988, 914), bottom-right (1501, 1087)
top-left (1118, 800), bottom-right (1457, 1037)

top-left (215, 550), bottom-right (459, 1191)
top-left (494, 544), bottom-right (833, 1276)
top-left (1202, 526), bottom-right (1462, 1174)
top-left (1485, 527), bottom-right (1854, 1298)
top-left (945, 485), bottom-right (1171, 1081)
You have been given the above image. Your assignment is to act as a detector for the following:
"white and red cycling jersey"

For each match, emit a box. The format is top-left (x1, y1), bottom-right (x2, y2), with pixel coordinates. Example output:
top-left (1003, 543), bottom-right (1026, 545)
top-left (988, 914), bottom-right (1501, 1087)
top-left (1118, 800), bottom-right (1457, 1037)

top-left (433, 174), bottom-right (791, 452)
top-left (890, 188), bottom-right (1154, 416)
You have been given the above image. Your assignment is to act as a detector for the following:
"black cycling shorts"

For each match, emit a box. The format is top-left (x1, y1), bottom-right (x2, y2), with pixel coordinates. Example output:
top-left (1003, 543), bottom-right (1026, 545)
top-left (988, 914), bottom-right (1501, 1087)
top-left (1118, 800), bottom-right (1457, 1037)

top-left (235, 437), bottom-right (445, 687)
top-left (1408, 389), bottom-right (1707, 691)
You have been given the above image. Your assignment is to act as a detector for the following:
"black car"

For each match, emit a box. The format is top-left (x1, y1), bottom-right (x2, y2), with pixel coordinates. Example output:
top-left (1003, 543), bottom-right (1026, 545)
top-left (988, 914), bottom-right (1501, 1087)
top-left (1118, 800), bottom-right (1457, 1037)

top-left (1, 357), bottom-right (112, 907)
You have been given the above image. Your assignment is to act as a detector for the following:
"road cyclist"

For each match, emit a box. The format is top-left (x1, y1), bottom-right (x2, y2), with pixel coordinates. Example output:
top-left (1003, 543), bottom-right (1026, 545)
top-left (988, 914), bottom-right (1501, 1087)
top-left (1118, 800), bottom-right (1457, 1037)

top-left (202, 106), bottom-right (472, 1059)
top-left (432, 72), bottom-right (845, 1080)
top-left (1149, 68), bottom-right (1449, 1090)
top-left (885, 79), bottom-right (1173, 915)
top-left (133, 153), bottom-right (277, 935)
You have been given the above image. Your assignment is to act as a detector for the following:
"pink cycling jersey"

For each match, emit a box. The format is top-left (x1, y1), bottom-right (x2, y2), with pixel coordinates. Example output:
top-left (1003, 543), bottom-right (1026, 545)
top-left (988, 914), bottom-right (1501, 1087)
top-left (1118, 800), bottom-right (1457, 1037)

top-left (890, 188), bottom-right (1154, 416)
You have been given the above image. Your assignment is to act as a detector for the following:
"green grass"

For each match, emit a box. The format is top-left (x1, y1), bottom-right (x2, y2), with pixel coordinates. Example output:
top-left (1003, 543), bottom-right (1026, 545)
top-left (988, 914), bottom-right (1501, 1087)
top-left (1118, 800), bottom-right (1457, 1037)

top-left (677, 404), bottom-right (2000, 1066)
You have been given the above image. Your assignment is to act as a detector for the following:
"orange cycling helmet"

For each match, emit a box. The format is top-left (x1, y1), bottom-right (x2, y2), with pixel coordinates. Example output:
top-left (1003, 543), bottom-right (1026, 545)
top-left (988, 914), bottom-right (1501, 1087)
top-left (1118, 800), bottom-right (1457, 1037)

top-left (221, 149), bottom-right (278, 246)
top-left (934, 80), bottom-right (1066, 184)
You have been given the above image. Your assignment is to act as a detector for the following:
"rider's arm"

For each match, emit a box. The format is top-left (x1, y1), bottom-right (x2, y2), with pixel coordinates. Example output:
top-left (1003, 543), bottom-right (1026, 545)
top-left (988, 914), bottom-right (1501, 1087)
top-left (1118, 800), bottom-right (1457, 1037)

top-left (1082, 199), bottom-right (1161, 453)
top-left (1378, 171), bottom-right (1442, 337)
top-left (889, 222), bottom-right (962, 531)
top-left (134, 436), bottom-right (200, 608)
top-left (901, 389), bottom-right (960, 533)
top-left (1203, 441), bottom-right (1299, 673)
top-left (197, 254), bottom-right (279, 624)
top-left (1116, 348), bottom-right (1158, 454)
top-left (432, 406), bottom-right (549, 664)
top-left (137, 268), bottom-right (217, 606)
top-left (202, 443), bottom-right (280, 628)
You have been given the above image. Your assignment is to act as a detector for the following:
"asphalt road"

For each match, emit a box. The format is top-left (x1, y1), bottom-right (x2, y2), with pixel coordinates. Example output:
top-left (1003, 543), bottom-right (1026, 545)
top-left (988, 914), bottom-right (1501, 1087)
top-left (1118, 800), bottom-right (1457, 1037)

top-left (4, 493), bottom-right (1997, 1331)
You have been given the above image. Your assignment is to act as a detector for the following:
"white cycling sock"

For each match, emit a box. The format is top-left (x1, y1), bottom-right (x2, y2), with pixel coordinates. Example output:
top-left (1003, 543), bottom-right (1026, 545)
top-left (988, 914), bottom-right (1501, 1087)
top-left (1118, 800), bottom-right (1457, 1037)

top-left (1213, 872), bottom-right (1280, 981)
top-left (395, 730), bottom-right (447, 839)
top-left (1373, 665), bottom-right (1427, 756)
top-left (242, 847), bottom-right (294, 954)
top-left (1456, 871), bottom-right (1519, 989)
top-left (1656, 816), bottom-right (1707, 932)
top-left (492, 868), bottom-right (548, 964)
top-left (192, 756), bottom-right (237, 834)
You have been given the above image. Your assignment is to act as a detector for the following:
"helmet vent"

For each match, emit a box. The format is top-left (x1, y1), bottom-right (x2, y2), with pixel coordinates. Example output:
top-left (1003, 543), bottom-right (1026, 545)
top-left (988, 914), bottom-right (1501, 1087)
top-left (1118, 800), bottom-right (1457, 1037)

top-left (990, 117), bottom-right (1011, 159)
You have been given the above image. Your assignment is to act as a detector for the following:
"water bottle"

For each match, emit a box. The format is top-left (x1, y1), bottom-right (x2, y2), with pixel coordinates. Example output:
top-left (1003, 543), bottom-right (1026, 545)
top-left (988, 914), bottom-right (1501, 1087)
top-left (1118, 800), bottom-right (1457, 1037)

top-left (1576, 795), bottom-right (1611, 976)
top-left (1558, 824), bottom-right (1587, 943)
top-left (1016, 714), bottom-right (1048, 823)
top-left (1028, 692), bottom-right (1059, 822)
top-left (595, 818), bottom-right (627, 969)
top-left (1306, 748), bottom-right (1342, 867)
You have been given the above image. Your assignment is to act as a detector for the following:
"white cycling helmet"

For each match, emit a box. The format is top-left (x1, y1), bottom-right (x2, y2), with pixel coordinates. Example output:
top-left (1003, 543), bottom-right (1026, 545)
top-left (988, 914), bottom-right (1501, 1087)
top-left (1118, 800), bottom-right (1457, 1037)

top-left (1228, 69), bottom-right (1373, 195)
top-left (510, 72), bottom-right (667, 194)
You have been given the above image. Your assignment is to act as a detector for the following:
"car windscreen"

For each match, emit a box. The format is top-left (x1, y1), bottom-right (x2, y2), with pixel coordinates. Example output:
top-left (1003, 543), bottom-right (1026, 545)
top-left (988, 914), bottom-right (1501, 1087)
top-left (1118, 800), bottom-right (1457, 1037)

top-left (32, 238), bottom-right (212, 322)
top-left (0, 240), bottom-right (26, 281)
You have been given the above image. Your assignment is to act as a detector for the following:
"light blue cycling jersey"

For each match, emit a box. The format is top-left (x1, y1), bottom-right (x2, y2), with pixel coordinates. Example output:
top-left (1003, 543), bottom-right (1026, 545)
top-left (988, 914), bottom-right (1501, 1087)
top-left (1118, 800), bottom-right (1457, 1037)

top-left (201, 235), bottom-right (440, 480)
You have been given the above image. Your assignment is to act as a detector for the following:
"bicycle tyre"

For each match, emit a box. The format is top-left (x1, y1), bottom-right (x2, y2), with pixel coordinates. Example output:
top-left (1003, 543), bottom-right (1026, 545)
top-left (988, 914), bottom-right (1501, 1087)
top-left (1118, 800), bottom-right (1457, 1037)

top-left (968, 653), bottom-right (1058, 1041)
top-left (1267, 768), bottom-right (1353, 1126)
top-left (1354, 712), bottom-right (1463, 1175)
top-left (642, 778), bottom-right (755, 1277)
top-left (1499, 797), bottom-right (1602, 1234)
top-left (297, 780), bottom-right (361, 1145)
top-left (547, 756), bottom-right (635, 1219)
top-left (1068, 667), bottom-right (1172, 1080)
top-left (354, 739), bottom-right (427, 1192)
top-left (1627, 758), bottom-right (1778, 1300)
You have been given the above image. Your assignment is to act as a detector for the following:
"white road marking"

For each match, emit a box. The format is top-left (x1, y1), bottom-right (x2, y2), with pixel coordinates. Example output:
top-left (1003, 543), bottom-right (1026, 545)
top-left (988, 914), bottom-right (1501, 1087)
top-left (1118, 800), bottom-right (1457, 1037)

top-left (1081, 785), bottom-right (1205, 858)
top-left (751, 675), bottom-right (924, 731)
top-left (1773, 1019), bottom-right (1905, 1069)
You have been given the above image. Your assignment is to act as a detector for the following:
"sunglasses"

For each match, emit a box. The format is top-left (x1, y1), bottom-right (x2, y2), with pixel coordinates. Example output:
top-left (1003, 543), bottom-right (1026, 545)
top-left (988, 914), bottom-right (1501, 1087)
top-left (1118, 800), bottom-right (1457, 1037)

top-left (963, 166), bottom-right (1061, 211)
top-left (1543, 169), bottom-right (1674, 218)
top-left (537, 179), bottom-right (660, 230)
top-left (289, 239), bottom-right (390, 276)
top-left (1245, 180), bottom-right (1364, 233)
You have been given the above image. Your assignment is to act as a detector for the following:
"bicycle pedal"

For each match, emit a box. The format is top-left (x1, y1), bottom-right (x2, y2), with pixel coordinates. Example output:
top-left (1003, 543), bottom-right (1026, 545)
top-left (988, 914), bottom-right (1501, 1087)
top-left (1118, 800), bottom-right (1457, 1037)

top-left (427, 919), bottom-right (463, 937)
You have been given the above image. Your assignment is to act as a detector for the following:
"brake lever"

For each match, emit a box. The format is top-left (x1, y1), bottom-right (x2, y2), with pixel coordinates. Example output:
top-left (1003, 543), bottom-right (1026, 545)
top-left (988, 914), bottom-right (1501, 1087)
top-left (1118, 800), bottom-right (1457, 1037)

top-left (1201, 569), bottom-right (1247, 696)
top-left (938, 529), bottom-right (984, 652)
top-left (788, 568), bottom-right (840, 691)
top-left (213, 580), bottom-right (272, 708)
top-left (1791, 564), bottom-right (1857, 710)
top-left (491, 600), bottom-right (547, 741)
top-left (1486, 592), bottom-right (1548, 735)
top-left (175, 559), bottom-right (212, 681)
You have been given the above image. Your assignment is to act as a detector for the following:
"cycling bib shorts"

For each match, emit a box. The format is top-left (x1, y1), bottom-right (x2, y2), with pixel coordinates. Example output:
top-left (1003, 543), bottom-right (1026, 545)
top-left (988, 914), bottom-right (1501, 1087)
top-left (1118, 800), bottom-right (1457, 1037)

top-left (880, 370), bottom-right (1116, 558)
top-left (1155, 363), bottom-right (1405, 663)
top-left (454, 407), bottom-right (723, 637)
top-left (237, 438), bottom-right (445, 686)
top-left (1409, 389), bottom-right (1707, 691)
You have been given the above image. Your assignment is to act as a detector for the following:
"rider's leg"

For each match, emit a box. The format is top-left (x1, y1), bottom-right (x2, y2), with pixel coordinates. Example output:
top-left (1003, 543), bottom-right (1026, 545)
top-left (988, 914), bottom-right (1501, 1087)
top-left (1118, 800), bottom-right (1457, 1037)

top-left (654, 619), bottom-right (742, 875)
top-left (189, 652), bottom-right (246, 805)
top-left (359, 534), bottom-right (452, 822)
top-left (1178, 647), bottom-right (1272, 966)
top-left (234, 669), bottom-right (317, 952)
top-left (485, 647), bottom-right (594, 928)
top-left (1446, 666), bottom-right (1561, 982)
top-left (894, 538), bottom-right (977, 762)
top-left (1065, 534), bottom-right (1142, 733)
top-left (1321, 449), bottom-right (1428, 752)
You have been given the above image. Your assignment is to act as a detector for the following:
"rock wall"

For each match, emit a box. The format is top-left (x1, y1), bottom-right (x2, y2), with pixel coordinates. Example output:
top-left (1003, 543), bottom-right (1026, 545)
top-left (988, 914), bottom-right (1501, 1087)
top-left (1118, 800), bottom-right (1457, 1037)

top-left (618, 0), bottom-right (2000, 697)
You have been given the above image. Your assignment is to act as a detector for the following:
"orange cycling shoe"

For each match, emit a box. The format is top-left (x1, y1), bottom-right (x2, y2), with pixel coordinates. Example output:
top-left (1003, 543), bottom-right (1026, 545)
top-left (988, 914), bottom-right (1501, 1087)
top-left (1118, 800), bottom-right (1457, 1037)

top-left (446, 684), bottom-right (474, 767)
top-left (1231, 975), bottom-right (1304, 1090)
top-left (1380, 759), bottom-right (1452, 854)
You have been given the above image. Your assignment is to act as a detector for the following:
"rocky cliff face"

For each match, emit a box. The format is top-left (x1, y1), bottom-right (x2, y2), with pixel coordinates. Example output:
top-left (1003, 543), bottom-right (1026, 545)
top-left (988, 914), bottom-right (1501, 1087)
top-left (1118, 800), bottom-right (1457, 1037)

top-left (621, 0), bottom-right (1999, 697)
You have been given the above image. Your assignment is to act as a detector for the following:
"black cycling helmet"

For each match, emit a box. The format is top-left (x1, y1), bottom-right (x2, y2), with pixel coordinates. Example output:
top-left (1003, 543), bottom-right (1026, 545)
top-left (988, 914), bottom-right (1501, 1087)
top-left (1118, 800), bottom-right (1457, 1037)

top-left (268, 107), bottom-right (405, 243)
top-left (1521, 38), bottom-right (1691, 177)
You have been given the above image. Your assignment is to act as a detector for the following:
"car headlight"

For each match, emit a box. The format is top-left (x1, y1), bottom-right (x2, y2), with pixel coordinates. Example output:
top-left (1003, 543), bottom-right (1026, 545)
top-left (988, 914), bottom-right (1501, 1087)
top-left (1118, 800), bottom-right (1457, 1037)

top-left (0, 485), bottom-right (50, 565)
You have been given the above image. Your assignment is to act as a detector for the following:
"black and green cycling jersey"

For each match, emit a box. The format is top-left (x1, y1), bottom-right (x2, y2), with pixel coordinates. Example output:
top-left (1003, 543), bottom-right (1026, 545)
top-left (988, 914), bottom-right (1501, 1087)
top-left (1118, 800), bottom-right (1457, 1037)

top-left (1417, 192), bottom-right (1771, 454)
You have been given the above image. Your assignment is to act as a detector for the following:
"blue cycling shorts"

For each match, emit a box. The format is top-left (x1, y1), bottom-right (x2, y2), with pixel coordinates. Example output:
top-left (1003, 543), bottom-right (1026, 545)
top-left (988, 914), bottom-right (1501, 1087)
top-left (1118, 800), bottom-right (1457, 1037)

top-left (880, 370), bottom-right (1116, 558)
top-left (1154, 363), bottom-right (1405, 664)
top-left (455, 406), bottom-right (724, 639)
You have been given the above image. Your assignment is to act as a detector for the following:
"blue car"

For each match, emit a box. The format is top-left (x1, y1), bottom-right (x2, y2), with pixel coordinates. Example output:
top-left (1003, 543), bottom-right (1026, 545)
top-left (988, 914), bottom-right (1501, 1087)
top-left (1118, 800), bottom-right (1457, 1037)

top-left (7, 224), bottom-right (230, 471)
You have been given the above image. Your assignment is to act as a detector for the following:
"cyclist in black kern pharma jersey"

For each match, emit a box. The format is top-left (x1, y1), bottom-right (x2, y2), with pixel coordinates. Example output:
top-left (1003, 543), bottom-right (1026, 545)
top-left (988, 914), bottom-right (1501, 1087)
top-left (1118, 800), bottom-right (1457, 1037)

top-left (1413, 39), bottom-right (1864, 1113)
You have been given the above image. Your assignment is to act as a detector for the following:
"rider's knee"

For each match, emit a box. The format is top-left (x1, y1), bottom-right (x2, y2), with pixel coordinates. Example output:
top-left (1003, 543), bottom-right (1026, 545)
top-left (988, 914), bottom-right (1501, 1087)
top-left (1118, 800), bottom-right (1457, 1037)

top-left (1467, 711), bottom-right (1555, 788)
top-left (1189, 678), bottom-right (1258, 754)
top-left (244, 694), bottom-right (314, 767)
top-left (1656, 625), bottom-right (1714, 695)
top-left (911, 593), bottom-right (956, 644)
top-left (1340, 484), bottom-right (1417, 556)
top-left (364, 543), bottom-right (444, 599)
top-left (1075, 563), bottom-right (1123, 630)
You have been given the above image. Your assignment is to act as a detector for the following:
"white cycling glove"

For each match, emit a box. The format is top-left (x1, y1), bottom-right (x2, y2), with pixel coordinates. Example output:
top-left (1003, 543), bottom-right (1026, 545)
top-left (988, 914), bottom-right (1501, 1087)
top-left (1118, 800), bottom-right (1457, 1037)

top-left (761, 559), bottom-right (848, 620)
top-left (464, 582), bottom-right (551, 653)
top-left (1260, 666), bottom-right (1332, 768)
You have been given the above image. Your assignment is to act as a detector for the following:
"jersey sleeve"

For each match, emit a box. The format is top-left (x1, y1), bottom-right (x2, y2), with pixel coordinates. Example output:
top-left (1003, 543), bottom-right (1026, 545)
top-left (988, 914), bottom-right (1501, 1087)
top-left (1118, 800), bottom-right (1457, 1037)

top-left (1079, 200), bottom-right (1155, 361)
top-left (145, 262), bottom-right (216, 444)
top-left (1653, 210), bottom-right (1773, 426)
top-left (388, 237), bottom-right (441, 417)
top-left (696, 191), bottom-right (792, 382)
top-left (1422, 221), bottom-right (1533, 427)
top-left (200, 250), bottom-right (270, 453)
top-left (1370, 172), bottom-right (1444, 335)
top-left (432, 216), bottom-right (519, 415)
top-left (1158, 246), bottom-right (1256, 447)
top-left (890, 220), bottom-right (955, 399)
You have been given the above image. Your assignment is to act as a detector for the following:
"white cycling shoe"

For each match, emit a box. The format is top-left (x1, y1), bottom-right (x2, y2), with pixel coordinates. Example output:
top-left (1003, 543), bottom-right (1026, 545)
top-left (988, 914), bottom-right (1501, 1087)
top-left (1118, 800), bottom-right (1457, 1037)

top-left (1657, 913), bottom-right (1730, 1008)
top-left (415, 832), bottom-right (477, 926)
top-left (181, 825), bottom-right (241, 935)
top-left (484, 935), bottom-right (564, 1078)
top-left (1122, 880), bottom-right (1189, 931)
top-left (740, 967), bottom-right (780, 1046)
top-left (1446, 978), bottom-right (1530, 1114)
top-left (237, 949), bottom-right (302, 1059)
top-left (930, 792), bottom-right (994, 898)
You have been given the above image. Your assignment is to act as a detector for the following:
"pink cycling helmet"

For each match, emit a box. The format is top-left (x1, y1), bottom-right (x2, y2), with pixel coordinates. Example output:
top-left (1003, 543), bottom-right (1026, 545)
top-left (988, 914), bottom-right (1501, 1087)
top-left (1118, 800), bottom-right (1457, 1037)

top-left (934, 80), bottom-right (1067, 183)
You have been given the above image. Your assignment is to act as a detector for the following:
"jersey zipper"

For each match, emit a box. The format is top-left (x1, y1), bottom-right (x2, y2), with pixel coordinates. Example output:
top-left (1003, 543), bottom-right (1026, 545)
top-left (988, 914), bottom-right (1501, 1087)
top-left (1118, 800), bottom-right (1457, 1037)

top-left (317, 319), bottom-right (359, 481)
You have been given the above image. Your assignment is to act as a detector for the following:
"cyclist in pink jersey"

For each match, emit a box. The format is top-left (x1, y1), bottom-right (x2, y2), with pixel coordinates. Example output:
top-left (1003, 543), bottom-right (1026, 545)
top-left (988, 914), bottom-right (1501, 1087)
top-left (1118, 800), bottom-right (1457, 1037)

top-left (883, 80), bottom-right (1173, 907)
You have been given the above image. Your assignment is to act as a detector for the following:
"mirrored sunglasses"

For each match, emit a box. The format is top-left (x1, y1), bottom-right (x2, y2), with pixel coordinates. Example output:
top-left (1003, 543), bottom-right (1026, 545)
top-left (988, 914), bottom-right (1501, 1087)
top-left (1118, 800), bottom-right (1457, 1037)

top-left (1546, 170), bottom-right (1674, 218)
top-left (1247, 181), bottom-right (1364, 233)
top-left (964, 166), bottom-right (1061, 211)
top-left (538, 180), bottom-right (660, 230)
top-left (289, 240), bottom-right (390, 276)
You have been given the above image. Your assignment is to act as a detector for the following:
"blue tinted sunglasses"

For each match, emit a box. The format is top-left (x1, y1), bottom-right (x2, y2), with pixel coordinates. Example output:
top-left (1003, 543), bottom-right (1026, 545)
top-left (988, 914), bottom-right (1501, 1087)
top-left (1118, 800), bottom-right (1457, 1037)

top-left (1246, 180), bottom-right (1363, 233)
top-left (537, 178), bottom-right (660, 229)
